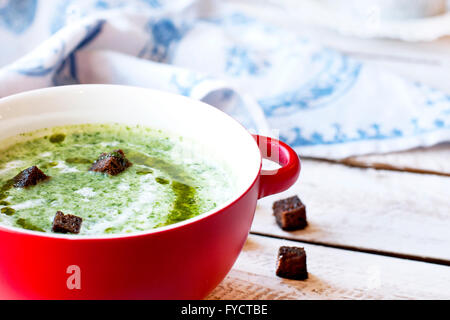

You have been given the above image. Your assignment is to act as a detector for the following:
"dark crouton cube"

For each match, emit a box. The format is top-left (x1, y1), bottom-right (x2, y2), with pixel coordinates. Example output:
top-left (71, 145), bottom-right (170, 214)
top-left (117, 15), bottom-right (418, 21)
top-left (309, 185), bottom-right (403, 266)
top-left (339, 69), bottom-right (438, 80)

top-left (13, 166), bottom-right (50, 188)
top-left (272, 195), bottom-right (307, 231)
top-left (89, 149), bottom-right (132, 176)
top-left (276, 246), bottom-right (308, 280)
top-left (52, 211), bottom-right (83, 234)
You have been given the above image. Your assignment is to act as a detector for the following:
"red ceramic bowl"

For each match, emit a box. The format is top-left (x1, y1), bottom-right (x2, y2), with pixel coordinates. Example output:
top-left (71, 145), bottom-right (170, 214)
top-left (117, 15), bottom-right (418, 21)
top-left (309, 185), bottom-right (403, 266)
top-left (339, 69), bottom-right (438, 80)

top-left (0, 85), bottom-right (300, 299)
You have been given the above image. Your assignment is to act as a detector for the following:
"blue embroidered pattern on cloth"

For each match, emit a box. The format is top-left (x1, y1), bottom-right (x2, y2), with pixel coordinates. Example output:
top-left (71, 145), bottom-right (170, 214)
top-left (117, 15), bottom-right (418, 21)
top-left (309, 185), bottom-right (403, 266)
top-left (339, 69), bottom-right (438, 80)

top-left (0, 0), bottom-right (37, 34)
top-left (258, 50), bottom-right (362, 117)
top-left (0, 0), bottom-right (449, 159)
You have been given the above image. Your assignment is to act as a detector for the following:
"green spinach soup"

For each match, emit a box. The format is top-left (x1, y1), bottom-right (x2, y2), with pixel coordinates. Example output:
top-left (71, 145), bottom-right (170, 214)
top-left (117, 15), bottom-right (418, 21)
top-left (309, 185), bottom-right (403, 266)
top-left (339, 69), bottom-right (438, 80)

top-left (0, 124), bottom-right (234, 235)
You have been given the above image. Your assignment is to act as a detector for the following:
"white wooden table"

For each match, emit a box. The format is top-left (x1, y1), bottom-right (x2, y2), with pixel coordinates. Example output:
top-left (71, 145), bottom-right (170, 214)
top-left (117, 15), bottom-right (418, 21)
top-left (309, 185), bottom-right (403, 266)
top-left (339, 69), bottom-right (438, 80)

top-left (207, 3), bottom-right (450, 299)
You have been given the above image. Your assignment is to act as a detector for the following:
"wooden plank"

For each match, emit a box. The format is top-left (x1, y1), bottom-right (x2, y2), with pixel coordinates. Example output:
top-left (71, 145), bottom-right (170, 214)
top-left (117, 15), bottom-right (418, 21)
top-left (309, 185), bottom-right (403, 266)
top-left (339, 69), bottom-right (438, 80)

top-left (337, 144), bottom-right (450, 177)
top-left (207, 235), bottom-right (450, 300)
top-left (250, 159), bottom-right (450, 262)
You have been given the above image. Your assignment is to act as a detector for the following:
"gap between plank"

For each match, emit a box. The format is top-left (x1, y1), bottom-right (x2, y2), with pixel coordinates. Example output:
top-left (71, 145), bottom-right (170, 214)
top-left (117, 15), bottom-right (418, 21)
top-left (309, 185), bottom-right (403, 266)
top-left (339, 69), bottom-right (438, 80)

top-left (250, 231), bottom-right (450, 267)
top-left (303, 156), bottom-right (450, 177)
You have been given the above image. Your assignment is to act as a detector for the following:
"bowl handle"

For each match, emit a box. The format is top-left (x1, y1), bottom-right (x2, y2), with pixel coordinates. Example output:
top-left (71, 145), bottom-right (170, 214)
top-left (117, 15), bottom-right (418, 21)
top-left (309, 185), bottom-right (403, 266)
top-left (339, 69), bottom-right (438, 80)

top-left (253, 135), bottom-right (301, 199)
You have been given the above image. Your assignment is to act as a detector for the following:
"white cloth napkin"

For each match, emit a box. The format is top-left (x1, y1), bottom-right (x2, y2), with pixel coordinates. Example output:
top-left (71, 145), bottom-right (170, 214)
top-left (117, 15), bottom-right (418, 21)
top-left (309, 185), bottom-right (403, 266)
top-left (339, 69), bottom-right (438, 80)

top-left (1, 0), bottom-right (449, 159)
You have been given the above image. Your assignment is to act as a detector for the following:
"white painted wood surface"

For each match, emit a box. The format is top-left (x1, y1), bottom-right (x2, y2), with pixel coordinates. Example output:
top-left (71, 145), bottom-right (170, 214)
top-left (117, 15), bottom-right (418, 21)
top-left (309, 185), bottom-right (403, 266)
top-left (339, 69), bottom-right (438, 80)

top-left (207, 235), bottom-right (450, 300)
top-left (343, 143), bottom-right (450, 176)
top-left (251, 159), bottom-right (450, 262)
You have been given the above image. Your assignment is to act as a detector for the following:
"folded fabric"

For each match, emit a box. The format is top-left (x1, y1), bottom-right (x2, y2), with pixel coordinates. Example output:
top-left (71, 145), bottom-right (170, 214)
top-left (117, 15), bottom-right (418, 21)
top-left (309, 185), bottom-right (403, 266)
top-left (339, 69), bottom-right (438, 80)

top-left (0, 0), bottom-right (449, 159)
